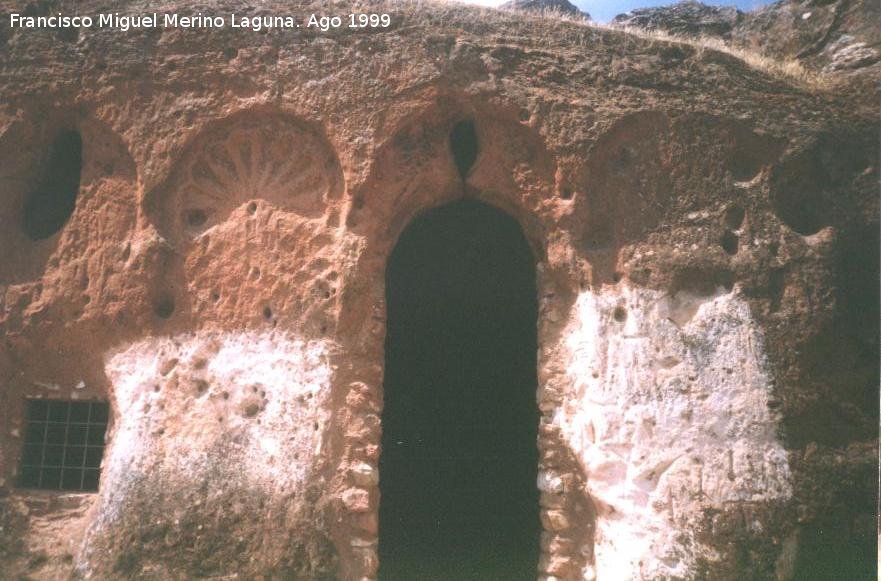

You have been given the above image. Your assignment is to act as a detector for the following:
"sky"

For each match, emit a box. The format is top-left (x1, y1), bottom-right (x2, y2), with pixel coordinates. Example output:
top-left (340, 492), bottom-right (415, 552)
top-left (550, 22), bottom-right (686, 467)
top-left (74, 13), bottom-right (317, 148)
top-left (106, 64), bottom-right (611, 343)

top-left (456, 1), bottom-right (773, 22)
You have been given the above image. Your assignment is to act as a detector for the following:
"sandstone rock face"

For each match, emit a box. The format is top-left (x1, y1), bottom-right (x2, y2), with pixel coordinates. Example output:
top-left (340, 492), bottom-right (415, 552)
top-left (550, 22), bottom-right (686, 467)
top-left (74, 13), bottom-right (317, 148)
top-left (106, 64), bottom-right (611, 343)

top-left (0, 1), bottom-right (877, 579)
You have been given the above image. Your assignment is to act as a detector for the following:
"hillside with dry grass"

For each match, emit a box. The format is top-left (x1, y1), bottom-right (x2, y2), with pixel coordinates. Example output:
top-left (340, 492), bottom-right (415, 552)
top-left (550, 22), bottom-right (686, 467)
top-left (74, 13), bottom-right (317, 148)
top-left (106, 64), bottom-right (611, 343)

top-left (609, 0), bottom-right (880, 104)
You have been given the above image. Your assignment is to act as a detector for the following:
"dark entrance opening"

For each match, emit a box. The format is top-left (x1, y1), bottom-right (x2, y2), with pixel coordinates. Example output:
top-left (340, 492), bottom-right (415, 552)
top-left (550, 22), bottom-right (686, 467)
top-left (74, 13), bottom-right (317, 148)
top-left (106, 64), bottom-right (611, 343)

top-left (379, 198), bottom-right (540, 580)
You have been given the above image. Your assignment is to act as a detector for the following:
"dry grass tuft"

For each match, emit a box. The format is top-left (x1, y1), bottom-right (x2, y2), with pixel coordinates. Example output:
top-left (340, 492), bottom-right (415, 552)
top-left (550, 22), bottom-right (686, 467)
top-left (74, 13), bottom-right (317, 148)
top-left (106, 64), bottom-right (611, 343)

top-left (600, 23), bottom-right (832, 91)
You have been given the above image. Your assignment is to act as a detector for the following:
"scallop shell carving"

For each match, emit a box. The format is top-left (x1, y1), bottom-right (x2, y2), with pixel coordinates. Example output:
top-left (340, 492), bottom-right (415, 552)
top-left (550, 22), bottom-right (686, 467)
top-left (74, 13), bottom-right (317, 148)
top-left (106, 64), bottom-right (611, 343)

top-left (166, 114), bottom-right (342, 237)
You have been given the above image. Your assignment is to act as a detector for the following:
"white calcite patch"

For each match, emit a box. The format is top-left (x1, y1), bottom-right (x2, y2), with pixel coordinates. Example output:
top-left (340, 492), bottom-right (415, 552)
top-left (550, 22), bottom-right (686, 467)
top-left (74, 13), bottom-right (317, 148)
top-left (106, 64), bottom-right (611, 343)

top-left (559, 285), bottom-right (791, 579)
top-left (96, 331), bottom-right (333, 523)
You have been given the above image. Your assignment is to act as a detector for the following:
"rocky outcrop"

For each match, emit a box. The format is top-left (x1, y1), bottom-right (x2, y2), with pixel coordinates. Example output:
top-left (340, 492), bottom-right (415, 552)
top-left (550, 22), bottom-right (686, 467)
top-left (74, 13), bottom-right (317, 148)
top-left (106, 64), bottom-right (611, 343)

top-left (501, 0), bottom-right (589, 19)
top-left (735, 0), bottom-right (880, 77)
top-left (613, 1), bottom-right (742, 38)
top-left (613, 0), bottom-right (880, 101)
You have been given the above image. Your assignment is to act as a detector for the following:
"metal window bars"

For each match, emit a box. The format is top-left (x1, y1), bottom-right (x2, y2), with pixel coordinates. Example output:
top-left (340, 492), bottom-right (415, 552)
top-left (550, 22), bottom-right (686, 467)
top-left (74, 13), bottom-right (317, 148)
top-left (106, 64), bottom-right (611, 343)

top-left (18, 400), bottom-right (109, 492)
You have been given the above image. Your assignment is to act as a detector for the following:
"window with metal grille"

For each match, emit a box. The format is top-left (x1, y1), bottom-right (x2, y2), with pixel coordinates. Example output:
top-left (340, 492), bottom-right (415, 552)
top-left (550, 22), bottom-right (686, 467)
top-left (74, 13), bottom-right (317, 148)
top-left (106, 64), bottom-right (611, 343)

top-left (18, 400), bottom-right (109, 492)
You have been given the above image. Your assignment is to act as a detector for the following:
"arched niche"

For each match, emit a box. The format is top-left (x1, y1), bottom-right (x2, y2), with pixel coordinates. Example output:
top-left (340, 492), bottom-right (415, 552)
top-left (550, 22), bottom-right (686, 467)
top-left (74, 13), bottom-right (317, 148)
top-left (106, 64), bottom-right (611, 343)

top-left (569, 111), bottom-right (784, 286)
top-left (145, 110), bottom-right (345, 244)
top-left (141, 110), bottom-right (347, 333)
top-left (345, 96), bottom-right (553, 245)
top-left (0, 107), bottom-right (137, 287)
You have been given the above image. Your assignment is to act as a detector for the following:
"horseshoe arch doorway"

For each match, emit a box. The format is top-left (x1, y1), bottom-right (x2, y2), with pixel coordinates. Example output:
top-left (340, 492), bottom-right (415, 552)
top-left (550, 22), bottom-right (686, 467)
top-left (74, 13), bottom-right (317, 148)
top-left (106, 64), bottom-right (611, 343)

top-left (378, 198), bottom-right (541, 579)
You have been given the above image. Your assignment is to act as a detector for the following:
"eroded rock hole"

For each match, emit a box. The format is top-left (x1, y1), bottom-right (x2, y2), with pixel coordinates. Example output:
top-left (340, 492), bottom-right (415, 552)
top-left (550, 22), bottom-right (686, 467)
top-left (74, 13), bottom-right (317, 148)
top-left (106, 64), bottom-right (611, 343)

top-left (185, 208), bottom-right (208, 228)
top-left (770, 152), bottom-right (829, 235)
top-left (724, 205), bottom-right (745, 229)
top-left (720, 230), bottom-right (739, 255)
top-left (613, 146), bottom-right (634, 169)
top-left (153, 294), bottom-right (175, 319)
top-left (450, 120), bottom-right (478, 180)
top-left (380, 198), bottom-right (540, 579)
top-left (23, 129), bottom-right (83, 240)
top-left (729, 150), bottom-right (762, 182)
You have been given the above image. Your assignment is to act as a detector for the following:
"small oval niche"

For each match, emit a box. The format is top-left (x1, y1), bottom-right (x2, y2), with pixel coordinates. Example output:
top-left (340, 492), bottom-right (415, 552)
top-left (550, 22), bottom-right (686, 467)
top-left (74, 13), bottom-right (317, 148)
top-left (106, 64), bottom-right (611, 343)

top-left (450, 120), bottom-right (478, 180)
top-left (23, 129), bottom-right (83, 240)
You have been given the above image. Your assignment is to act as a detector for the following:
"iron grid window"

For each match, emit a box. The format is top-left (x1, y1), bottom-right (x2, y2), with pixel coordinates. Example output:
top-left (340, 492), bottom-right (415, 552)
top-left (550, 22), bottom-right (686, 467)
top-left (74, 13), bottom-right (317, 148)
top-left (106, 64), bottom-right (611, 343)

top-left (18, 400), bottom-right (109, 492)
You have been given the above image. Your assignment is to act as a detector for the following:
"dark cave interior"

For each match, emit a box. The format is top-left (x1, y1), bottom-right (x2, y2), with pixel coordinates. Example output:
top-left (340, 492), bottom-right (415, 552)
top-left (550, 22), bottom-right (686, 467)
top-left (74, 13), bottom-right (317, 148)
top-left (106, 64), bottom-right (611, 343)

top-left (379, 198), bottom-right (540, 580)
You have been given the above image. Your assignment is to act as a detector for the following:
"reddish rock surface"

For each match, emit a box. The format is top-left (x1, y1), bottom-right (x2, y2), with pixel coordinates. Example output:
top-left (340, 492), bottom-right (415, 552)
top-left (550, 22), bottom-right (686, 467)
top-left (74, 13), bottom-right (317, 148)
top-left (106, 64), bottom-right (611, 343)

top-left (0, 0), bottom-right (877, 579)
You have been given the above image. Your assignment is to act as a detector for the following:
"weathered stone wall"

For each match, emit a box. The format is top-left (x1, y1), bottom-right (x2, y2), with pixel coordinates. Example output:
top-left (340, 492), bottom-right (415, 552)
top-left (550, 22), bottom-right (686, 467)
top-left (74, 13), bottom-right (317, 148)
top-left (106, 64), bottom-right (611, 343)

top-left (559, 287), bottom-right (792, 578)
top-left (0, 1), bottom-right (877, 579)
top-left (82, 333), bottom-right (336, 578)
